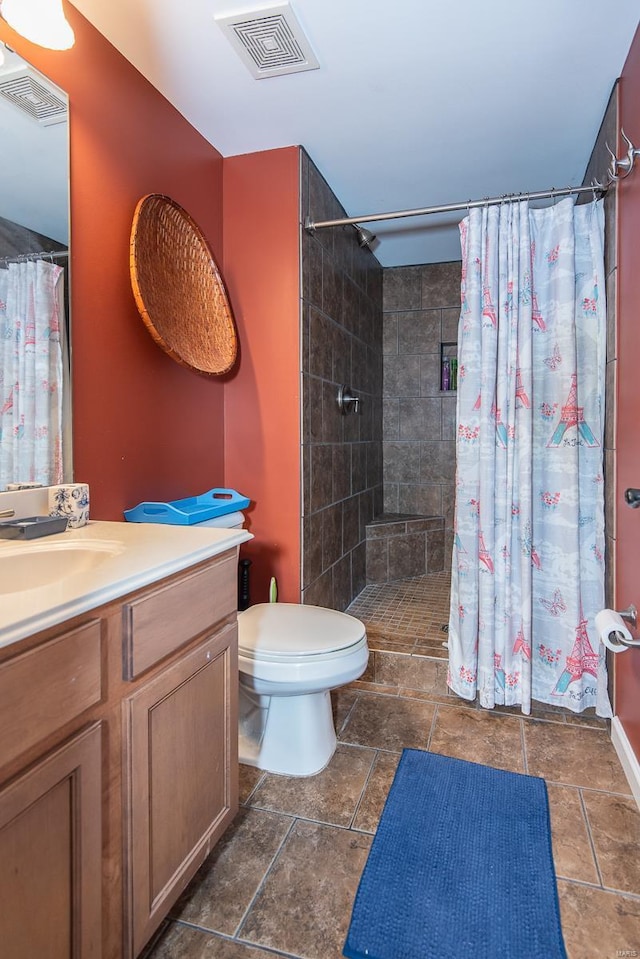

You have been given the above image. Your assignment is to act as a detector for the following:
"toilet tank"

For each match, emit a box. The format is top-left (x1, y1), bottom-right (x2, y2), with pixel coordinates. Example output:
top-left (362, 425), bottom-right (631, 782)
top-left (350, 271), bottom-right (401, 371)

top-left (192, 511), bottom-right (245, 530)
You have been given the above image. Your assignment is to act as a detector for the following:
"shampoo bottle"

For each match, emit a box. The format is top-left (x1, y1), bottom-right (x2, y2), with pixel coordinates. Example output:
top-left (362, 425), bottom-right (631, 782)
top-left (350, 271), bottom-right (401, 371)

top-left (442, 357), bottom-right (450, 391)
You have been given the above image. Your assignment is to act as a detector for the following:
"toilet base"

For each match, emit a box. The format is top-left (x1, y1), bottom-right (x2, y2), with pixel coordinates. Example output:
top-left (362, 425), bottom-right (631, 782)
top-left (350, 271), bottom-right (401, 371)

top-left (238, 686), bottom-right (337, 776)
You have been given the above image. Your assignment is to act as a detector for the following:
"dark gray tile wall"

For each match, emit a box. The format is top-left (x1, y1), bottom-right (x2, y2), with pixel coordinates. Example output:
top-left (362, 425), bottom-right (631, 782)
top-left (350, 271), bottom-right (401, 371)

top-left (582, 83), bottom-right (619, 708)
top-left (382, 261), bottom-right (461, 565)
top-left (582, 83), bottom-right (618, 611)
top-left (300, 150), bottom-right (384, 610)
top-left (365, 514), bottom-right (445, 584)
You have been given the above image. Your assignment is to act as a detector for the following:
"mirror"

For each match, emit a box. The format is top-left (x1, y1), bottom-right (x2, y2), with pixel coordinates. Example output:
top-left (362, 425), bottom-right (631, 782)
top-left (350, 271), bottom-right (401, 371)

top-left (0, 45), bottom-right (70, 490)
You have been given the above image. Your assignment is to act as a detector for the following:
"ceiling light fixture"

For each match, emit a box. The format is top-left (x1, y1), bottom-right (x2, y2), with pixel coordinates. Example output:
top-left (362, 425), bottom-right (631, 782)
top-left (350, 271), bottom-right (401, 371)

top-left (0, 0), bottom-right (75, 51)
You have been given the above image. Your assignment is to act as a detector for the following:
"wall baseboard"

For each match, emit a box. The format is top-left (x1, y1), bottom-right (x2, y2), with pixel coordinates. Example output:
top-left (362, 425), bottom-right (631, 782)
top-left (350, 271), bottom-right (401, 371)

top-left (611, 716), bottom-right (640, 808)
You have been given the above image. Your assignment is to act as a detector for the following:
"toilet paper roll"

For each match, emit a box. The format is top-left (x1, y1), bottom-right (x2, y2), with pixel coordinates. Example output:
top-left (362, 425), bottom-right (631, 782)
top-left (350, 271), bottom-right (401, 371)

top-left (48, 483), bottom-right (90, 529)
top-left (595, 609), bottom-right (634, 653)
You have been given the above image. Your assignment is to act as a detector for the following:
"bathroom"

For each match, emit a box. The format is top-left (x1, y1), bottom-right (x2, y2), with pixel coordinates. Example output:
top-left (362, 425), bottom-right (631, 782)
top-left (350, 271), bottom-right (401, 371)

top-left (1, 1), bottom-right (640, 957)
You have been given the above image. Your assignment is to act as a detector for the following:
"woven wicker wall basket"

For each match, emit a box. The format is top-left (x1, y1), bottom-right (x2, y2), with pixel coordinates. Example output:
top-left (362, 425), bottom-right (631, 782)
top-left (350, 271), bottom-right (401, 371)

top-left (130, 194), bottom-right (237, 375)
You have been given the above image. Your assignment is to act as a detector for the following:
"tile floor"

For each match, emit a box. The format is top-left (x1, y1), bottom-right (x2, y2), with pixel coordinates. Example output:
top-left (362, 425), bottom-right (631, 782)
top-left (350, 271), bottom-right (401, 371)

top-left (144, 574), bottom-right (640, 959)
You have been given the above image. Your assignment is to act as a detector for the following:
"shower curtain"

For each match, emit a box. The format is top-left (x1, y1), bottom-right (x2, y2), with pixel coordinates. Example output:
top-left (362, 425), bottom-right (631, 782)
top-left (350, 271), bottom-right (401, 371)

top-left (448, 197), bottom-right (611, 717)
top-left (0, 259), bottom-right (65, 488)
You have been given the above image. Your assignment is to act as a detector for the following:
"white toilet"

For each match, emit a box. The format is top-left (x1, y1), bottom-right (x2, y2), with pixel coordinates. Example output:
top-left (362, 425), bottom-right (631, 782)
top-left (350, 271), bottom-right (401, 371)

top-left (237, 603), bottom-right (369, 776)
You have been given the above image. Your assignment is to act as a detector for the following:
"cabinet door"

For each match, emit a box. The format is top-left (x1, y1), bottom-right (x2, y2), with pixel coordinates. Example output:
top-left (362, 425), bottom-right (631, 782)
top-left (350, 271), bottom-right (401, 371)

top-left (0, 723), bottom-right (102, 959)
top-left (124, 624), bottom-right (238, 956)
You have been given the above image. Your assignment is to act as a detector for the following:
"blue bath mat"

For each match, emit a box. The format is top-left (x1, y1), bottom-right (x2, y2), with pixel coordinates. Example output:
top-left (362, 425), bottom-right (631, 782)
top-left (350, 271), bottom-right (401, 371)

top-left (344, 749), bottom-right (567, 959)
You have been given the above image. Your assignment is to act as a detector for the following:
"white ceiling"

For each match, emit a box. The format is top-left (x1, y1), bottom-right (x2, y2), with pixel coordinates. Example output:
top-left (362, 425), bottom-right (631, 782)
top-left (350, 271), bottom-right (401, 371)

top-left (66, 1), bottom-right (639, 264)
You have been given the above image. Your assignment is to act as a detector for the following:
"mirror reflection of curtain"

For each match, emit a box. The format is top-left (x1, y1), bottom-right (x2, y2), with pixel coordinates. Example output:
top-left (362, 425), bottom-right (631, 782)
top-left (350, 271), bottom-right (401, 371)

top-left (0, 259), bottom-right (65, 487)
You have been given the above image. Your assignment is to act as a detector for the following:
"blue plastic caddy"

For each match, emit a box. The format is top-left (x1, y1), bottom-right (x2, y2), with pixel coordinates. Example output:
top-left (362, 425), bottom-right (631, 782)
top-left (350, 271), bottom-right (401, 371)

top-left (124, 488), bottom-right (250, 525)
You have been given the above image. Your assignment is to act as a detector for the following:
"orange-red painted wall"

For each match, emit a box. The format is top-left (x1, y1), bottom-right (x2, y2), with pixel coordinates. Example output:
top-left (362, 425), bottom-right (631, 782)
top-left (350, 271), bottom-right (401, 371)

top-left (223, 148), bottom-right (301, 604)
top-left (615, 23), bottom-right (640, 756)
top-left (0, 5), bottom-right (228, 519)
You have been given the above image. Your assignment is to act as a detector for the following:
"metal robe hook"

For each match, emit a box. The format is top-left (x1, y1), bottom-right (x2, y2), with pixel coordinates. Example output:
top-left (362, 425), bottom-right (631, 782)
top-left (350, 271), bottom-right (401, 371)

top-left (605, 142), bottom-right (620, 182)
top-left (606, 129), bottom-right (640, 182)
top-left (619, 128), bottom-right (640, 177)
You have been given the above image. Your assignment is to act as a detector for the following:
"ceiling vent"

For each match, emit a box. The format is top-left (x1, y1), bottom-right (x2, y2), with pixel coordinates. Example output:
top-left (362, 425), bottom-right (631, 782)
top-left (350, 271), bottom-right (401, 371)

top-left (214, 3), bottom-right (319, 79)
top-left (0, 68), bottom-right (67, 126)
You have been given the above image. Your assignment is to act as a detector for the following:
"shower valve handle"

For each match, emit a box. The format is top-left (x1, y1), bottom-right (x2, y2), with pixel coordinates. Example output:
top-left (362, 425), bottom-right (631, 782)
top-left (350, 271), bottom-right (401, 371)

top-left (337, 385), bottom-right (361, 415)
top-left (625, 488), bottom-right (640, 508)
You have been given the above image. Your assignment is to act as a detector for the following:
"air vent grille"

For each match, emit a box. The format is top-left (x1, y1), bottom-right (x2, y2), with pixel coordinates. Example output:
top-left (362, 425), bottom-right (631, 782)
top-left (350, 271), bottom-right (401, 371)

top-left (215, 3), bottom-right (319, 79)
top-left (0, 69), bottom-right (67, 125)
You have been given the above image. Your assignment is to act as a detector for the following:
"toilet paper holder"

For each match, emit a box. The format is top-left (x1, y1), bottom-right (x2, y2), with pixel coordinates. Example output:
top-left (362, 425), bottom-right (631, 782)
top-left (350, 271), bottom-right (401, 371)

top-left (609, 605), bottom-right (640, 648)
top-left (596, 606), bottom-right (640, 652)
top-left (617, 605), bottom-right (637, 629)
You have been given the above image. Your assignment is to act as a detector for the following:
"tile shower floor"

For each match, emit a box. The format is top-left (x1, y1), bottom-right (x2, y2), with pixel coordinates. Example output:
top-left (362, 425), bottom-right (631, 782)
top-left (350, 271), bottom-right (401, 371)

top-left (145, 574), bottom-right (640, 959)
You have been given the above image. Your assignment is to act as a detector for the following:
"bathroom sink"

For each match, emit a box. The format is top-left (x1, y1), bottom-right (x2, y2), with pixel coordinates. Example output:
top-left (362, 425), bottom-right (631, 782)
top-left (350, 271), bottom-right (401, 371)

top-left (0, 539), bottom-right (125, 593)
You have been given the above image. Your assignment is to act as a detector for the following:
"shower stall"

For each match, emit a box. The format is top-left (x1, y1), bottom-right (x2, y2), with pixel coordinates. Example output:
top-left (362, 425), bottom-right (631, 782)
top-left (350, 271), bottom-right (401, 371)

top-left (301, 153), bottom-right (476, 609)
top-left (300, 82), bottom-right (621, 716)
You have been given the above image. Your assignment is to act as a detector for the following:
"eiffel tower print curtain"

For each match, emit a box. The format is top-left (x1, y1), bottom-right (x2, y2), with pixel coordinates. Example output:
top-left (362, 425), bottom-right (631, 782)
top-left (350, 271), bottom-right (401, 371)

top-left (448, 197), bottom-right (611, 717)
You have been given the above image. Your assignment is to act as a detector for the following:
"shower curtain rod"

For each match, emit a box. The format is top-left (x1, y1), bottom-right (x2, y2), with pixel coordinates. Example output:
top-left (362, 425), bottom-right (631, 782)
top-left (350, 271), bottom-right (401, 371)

top-left (304, 182), bottom-right (607, 234)
top-left (0, 249), bottom-right (69, 265)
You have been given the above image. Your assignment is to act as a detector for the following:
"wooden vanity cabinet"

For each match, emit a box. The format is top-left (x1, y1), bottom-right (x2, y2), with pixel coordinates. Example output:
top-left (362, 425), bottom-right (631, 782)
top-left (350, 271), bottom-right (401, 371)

top-left (0, 723), bottom-right (103, 959)
top-left (124, 622), bottom-right (238, 956)
top-left (122, 548), bottom-right (238, 955)
top-left (0, 617), bottom-right (105, 959)
top-left (0, 546), bottom-right (240, 959)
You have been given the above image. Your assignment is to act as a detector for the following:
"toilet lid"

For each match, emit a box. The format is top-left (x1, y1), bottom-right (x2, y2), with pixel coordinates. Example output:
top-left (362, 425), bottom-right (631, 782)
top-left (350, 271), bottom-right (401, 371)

top-left (238, 603), bottom-right (366, 660)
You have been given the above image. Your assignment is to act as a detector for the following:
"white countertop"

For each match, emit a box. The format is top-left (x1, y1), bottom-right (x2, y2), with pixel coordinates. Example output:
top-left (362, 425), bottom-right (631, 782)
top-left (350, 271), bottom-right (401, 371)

top-left (0, 520), bottom-right (252, 649)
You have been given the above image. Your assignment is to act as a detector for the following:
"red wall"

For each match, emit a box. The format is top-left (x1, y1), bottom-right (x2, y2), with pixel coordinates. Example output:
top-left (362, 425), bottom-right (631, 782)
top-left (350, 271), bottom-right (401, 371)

top-left (1, 8), bottom-right (305, 602)
top-left (223, 148), bottom-right (301, 604)
top-left (615, 23), bottom-right (640, 754)
top-left (0, 4), bottom-right (228, 519)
